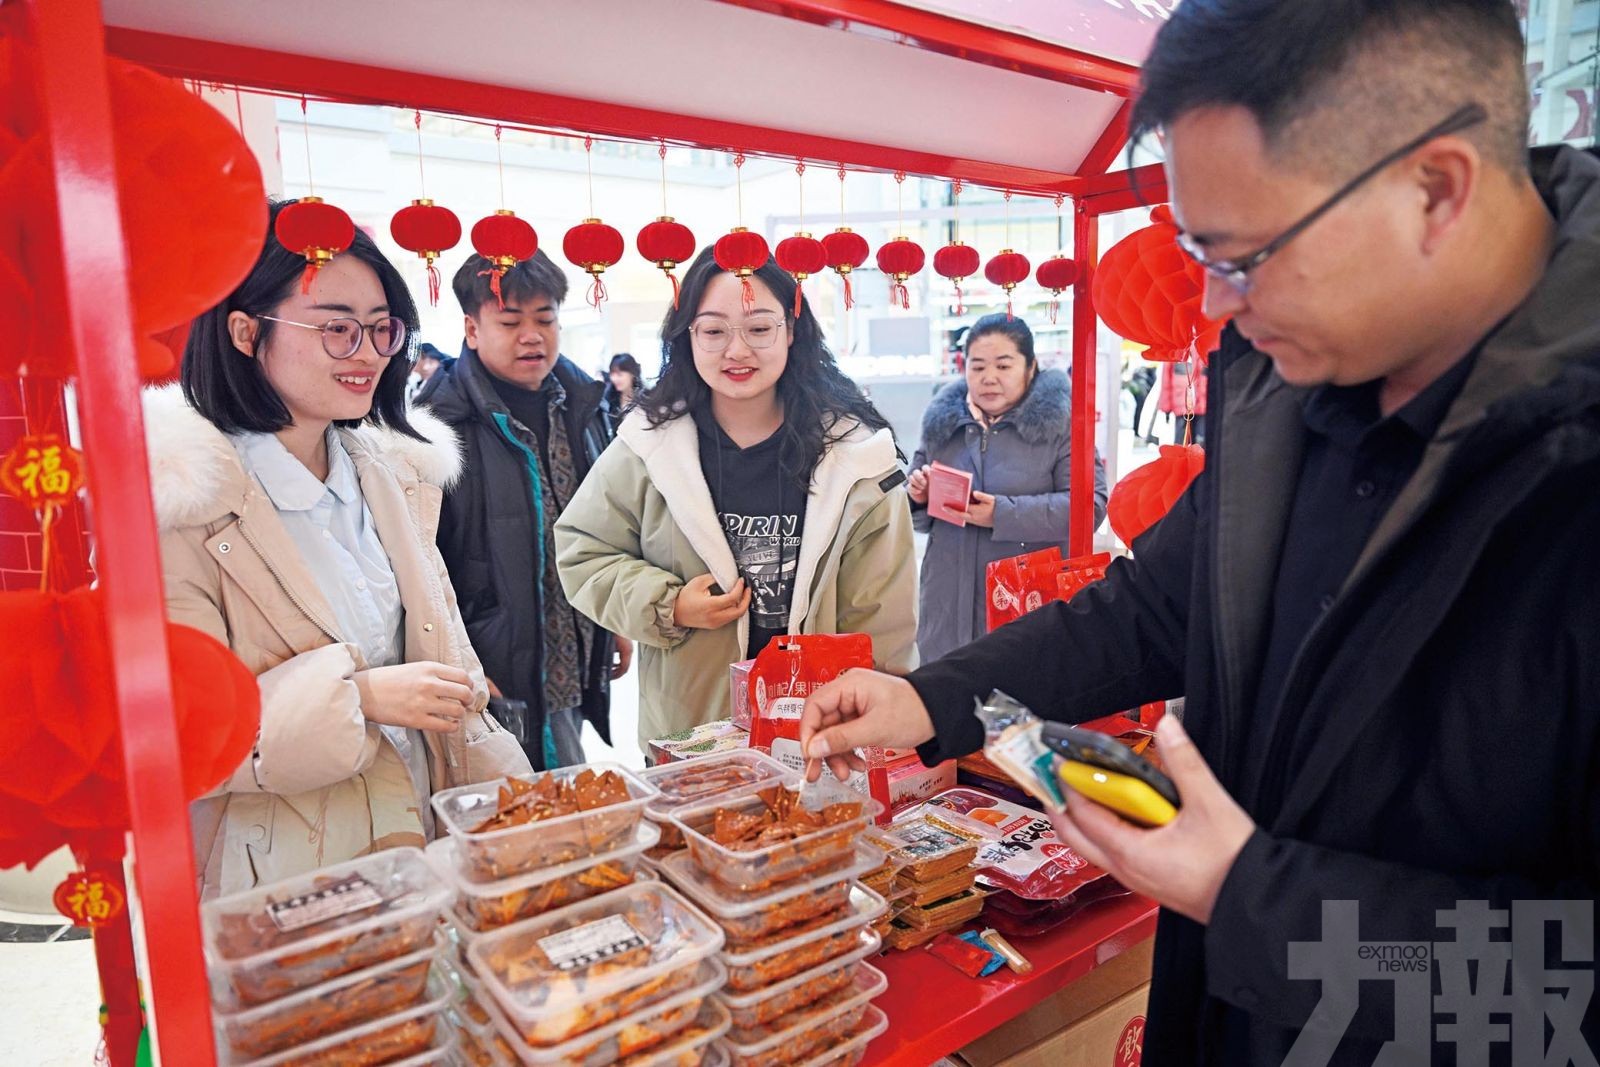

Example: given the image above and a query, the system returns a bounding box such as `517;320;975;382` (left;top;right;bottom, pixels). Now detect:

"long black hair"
182;198;425;440
639;247;893;485
603;352;643;412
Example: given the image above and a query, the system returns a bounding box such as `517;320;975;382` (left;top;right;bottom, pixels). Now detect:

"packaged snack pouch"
974;691;1066;814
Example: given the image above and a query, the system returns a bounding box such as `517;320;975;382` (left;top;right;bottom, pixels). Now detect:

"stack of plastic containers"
660;776;891;1067
638;752;796;869
200;847;456;1066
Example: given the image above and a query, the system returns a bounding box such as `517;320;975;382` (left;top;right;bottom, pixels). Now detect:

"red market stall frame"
13;1;1171;1063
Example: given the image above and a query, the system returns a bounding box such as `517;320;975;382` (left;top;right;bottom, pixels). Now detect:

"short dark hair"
1130;0;1529;175
452;249;569;317
965;313;1036;368
181;198;425;440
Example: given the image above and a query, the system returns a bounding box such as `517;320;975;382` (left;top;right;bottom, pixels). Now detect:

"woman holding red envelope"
908;314;1107;660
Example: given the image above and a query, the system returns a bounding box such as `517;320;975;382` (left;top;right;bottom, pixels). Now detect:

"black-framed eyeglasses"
256;314;409;359
1175;103;1488;296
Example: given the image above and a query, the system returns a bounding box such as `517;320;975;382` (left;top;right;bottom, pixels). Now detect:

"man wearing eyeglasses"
417;250;631;771
801;1;1600;1062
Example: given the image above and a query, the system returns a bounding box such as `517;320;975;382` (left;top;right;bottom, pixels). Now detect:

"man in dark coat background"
801;1;1600;1063
419;251;630;770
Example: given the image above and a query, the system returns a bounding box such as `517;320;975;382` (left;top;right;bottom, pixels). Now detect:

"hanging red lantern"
389;198;461;307
934;241;981;315
714;227;771;312
274;196;354;296
1107;444;1206;548
563;218;625;310
984;249;1031;321
821;228;870;310
876;236;925;310
1036;256;1079;324
1092;206;1227;363
637;216;696;309
471;209;538;311
775;232;827;317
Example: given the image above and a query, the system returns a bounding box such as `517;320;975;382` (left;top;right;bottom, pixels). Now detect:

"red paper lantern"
821;228;870;310
636;216;696;308
390;198;461;307
1107;444;1206;548
274;196;355;296
563;218;625;310
1091;206;1227;363
876;236;926;310
1036;256;1079;324
984;249;1031;321
934;241;981;315
54;870;125;927
775;232;827;316
713;227;771;312
471;209;539;310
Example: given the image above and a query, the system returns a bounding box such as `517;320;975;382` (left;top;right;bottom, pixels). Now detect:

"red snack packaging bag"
985;547;1062;632
1055;551;1112;602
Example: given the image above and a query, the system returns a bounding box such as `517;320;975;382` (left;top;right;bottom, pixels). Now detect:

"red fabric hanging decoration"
563;218;625;310
274;196;355;296
876;236;926;310
470;209;538;310
1036;256;1079;325
1091;206;1227;363
0;587;260;871
1107;444;1206;547
390;198;461;307
934;241;981;315
821;228;870;310
637;216;696;309
985;249;1031;321
775;233;827;316
713;227;771;312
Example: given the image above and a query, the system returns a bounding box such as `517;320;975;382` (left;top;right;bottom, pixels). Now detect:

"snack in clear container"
215;928;443;1060
613;1000;732;1067
715;928;880;1030
670;780;879;892
433;764;658;883
642;752;797;854
468;882;724;1048
232;965;454;1067
866;814;979;882
203;847;449;1007
788;1005;888;1067
719;886;886;992
718;965;887;1067
659;843;882;943
430;821;658;930
479;958;727;1067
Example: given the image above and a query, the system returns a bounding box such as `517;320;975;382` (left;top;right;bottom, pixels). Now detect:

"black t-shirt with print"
696;412;808;661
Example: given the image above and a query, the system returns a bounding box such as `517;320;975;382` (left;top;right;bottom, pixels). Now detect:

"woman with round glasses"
555;247;918;750
146;198;529;897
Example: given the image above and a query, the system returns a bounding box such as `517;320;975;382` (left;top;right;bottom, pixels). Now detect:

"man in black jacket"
419;251;630;770
802;2;1599;1063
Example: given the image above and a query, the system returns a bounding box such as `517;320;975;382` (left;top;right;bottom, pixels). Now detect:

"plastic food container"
203;847;449;1007
468;882;726;1047
717;965;887;1067
433;764;658;883
789;1005;888;1067
214;927;444;1060
669;779;880;892
446;871;662;973
232;965;455;1067
430;821;659;931
480;957;726;1067
641;753;797;853
714;927;880;1030
720;885;885;993
659;843;882;943
610;1000;732;1067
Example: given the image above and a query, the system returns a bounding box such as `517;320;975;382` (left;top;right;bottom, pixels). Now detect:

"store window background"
1522;0;1599;147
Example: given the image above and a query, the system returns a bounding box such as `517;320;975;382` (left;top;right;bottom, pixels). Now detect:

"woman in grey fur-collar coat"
909;314;1108;662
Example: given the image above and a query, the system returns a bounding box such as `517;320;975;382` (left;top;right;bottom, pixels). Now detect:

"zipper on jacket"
235;517;345;645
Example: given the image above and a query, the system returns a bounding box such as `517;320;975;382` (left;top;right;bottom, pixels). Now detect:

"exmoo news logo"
1284;900;1595;1065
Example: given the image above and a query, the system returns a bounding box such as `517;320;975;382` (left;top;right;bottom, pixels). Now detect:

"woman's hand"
354;661;473;733
673;575;750;631
966;491;996;528
907;465;932;506
612;636;635;679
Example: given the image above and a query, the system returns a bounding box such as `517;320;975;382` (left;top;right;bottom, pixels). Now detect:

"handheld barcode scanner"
1040;722;1181;827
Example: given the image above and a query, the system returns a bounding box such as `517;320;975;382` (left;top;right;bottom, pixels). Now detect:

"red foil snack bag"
747;634;873;753
915;788;1110;901
985;548;1061;632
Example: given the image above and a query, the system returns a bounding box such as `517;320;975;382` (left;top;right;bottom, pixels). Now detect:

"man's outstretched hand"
799;669;938;782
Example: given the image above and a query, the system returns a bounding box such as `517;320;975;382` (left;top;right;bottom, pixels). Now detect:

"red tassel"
668;272;681;310
843;275;854;310
793;281;804;318
478;267;506;310
1048;298;1060;325
1006;296;1014;322
740;276;755;313
954;283;965;317
588;276;608;310
299;261;319;295
891;282;909;309
426;263;441;307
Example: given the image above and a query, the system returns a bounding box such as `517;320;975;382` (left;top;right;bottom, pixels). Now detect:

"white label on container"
267;874;383;933
537;915;647;972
